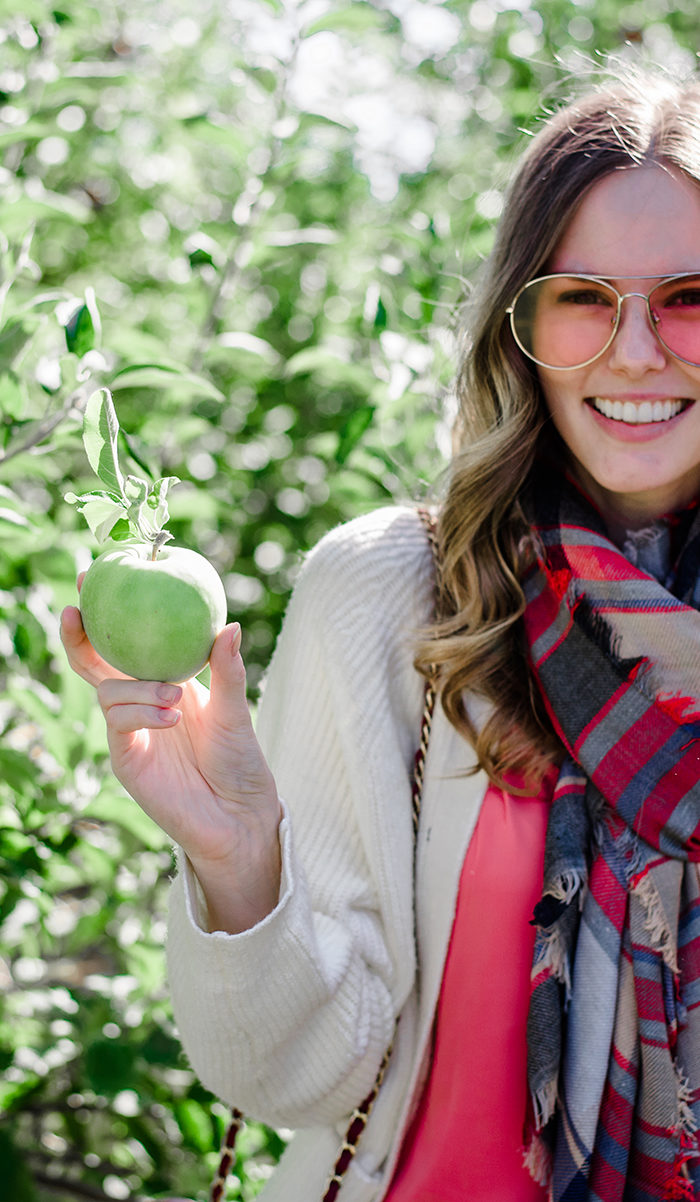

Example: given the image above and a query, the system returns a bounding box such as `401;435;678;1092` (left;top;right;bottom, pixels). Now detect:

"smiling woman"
62;63;700;1202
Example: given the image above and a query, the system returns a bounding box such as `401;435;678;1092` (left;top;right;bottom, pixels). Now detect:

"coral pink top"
385;773;555;1202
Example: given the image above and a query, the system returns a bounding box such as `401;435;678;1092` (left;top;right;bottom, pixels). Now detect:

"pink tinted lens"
512;277;617;368
652;276;700;365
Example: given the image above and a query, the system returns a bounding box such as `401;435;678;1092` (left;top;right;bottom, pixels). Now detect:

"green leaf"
0;121;48;150
1;192;91;237
305;2;389;36
84;1038;137;1096
82;388;125;495
0;372;25;420
374;297;388;331
0;506;29;528
335;405;376;464
0;1127;38;1202
124;475;148;504
110;363;224;401
0;750;40;797
146;475;179;532
0;322;35;372
67;493;129;542
64;302;95;356
63;286;101;356
140;1026;182;1065
109;517;134;540
174;1099;215;1153
87;792;168;850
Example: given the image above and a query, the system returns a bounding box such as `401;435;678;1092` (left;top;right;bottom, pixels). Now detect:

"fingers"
208;623;255;734
62;566;136;688
97;679;183;733
60;604;111;688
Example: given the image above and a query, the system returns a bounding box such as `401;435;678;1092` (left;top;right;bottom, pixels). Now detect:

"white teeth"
592;397;685;424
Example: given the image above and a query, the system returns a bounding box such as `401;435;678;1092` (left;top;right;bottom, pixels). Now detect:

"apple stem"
151;531;170;561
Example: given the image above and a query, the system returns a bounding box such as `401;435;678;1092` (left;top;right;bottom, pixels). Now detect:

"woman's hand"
60;591;282;933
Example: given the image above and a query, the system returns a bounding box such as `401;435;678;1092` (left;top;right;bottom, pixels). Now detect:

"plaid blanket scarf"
521;472;700;1201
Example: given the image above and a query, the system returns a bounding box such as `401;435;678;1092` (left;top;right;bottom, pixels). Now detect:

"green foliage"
1;1;699;1198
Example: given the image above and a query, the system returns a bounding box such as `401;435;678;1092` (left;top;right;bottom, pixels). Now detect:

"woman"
61;67;700;1200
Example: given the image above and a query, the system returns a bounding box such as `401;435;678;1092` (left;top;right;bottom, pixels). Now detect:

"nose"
606;293;666;375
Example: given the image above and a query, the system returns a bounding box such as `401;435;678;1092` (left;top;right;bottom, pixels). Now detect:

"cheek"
537;376;592;462
538;375;581;428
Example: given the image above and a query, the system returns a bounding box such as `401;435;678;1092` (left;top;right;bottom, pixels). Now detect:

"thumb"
207;622;254;733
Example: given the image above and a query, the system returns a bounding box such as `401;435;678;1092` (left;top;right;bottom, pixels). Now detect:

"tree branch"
0;382;92;468
189;33;302;373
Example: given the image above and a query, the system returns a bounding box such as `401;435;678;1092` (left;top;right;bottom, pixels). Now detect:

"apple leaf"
82;389;125;496
124;475;148;504
69;387;181;547
64;287;101;357
65;492;130;542
146;475;179;531
65;302;95;356
108;517;133;541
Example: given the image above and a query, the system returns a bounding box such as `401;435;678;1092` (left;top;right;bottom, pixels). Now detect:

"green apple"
80;542;228;682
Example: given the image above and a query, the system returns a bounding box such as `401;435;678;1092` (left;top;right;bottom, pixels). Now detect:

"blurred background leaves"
1;0;699;1198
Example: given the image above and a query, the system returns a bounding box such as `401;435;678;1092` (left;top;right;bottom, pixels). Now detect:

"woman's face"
537;164;700;533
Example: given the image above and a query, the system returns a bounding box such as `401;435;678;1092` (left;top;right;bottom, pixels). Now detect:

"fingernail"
157;684;181;703
157;708;179;724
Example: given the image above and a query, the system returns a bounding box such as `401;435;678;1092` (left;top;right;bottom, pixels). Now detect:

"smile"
590;397;688;424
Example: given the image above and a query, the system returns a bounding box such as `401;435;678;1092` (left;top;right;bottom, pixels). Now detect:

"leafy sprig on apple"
65;388;179;557
65;389;228;683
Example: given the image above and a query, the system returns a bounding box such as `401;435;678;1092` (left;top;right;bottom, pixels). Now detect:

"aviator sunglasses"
506;272;700;370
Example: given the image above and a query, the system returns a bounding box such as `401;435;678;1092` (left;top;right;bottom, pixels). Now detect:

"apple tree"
1;0;699;1198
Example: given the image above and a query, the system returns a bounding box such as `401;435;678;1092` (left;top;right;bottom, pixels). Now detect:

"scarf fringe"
531;1078;559;1131
548;869;585;906
522;1130;553;1189
535;869;586;1002
663;1176;694;1201
674;1068;698;1139
537;925;572;1001
633;869;679;973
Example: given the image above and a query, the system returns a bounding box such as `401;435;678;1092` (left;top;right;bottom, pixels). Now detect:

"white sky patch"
399;3;461;57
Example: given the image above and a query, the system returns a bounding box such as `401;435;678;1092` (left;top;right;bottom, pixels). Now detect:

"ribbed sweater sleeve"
166;506;434;1129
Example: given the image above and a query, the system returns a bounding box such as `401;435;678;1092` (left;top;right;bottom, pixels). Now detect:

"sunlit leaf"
335;405;376;464
82;388;125;495
174;1099;215;1153
64;302;95;355
66;491;129;542
0;121;49;149
64;288;101;356
87;793;168;850
0;323;36;372
110;364;224;401
0;372;25;419
305;1;390;35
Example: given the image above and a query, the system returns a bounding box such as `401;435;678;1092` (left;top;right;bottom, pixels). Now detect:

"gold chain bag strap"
210;507;439;1202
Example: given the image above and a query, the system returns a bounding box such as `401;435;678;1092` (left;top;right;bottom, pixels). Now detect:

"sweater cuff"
174;801;293;936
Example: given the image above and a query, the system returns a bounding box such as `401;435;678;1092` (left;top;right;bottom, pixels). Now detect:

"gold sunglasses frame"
505;272;700;370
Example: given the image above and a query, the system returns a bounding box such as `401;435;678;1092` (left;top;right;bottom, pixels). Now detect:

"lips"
590;397;688;424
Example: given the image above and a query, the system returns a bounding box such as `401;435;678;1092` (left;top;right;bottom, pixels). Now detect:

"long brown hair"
415;65;700;784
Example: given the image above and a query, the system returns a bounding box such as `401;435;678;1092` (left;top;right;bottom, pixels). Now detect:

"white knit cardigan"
167;506;490;1202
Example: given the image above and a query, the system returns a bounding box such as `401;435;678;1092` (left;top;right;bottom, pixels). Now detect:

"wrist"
187;806;283;934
